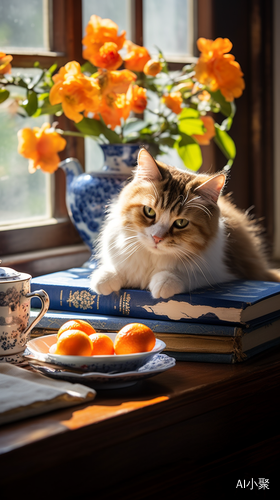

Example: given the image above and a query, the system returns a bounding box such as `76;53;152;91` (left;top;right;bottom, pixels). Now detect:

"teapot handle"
23;290;50;337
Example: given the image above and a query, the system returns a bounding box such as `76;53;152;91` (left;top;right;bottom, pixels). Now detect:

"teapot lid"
0;266;21;281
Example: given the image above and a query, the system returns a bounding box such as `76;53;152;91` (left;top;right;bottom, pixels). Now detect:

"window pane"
0;69;52;228
0;0;48;50
82;0;132;172
143;0;193;58
82;0;131;40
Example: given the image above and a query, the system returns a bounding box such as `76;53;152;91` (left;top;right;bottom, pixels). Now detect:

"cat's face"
117;149;225;259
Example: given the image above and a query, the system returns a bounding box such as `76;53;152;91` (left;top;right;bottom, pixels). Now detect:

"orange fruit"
57;320;96;339
55;329;93;356
114;323;156;355
89;333;115;355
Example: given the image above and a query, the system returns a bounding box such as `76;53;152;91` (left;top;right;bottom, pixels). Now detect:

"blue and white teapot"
59;143;140;259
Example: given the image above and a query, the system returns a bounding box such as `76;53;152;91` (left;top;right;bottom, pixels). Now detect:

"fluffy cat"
90;148;280;298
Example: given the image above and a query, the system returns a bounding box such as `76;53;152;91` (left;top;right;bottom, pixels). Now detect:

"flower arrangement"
0;15;245;174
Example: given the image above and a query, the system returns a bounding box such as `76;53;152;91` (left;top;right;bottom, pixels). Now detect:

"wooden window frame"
2;0;209;275
3;0;273;272
1;0;87;273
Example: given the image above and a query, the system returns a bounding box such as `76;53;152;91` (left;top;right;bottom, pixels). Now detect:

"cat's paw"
90;267;122;295
149;272;184;299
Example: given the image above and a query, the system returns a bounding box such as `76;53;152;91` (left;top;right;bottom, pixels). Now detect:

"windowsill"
1;244;91;277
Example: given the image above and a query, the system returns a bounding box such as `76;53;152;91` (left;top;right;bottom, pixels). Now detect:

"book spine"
30;308;238;336
30;282;242;325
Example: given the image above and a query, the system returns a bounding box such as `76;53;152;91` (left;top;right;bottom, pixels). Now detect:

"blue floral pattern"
59;144;140;254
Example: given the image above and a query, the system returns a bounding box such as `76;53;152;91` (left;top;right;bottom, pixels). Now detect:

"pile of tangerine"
50;320;156;356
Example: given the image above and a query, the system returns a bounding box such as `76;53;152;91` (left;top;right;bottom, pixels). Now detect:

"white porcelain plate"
28;353;176;389
23;333;166;373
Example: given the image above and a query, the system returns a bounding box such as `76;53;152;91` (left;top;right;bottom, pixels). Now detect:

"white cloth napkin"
0;364;96;425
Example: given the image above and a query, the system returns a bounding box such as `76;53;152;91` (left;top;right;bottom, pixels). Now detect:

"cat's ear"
134;148;162;181
194;173;226;203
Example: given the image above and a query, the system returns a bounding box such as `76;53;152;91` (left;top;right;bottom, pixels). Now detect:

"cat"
90;148;280;298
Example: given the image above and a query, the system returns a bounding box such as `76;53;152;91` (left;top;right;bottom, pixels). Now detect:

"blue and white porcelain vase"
59;143;140;263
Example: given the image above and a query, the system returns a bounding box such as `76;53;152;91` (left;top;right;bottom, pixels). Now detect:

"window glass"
0;69;52;228
0;0;48;50
143;0;193;58
82;0;131;40
82;0;132;172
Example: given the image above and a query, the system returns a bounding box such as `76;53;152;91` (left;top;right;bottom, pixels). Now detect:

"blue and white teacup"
0;266;49;356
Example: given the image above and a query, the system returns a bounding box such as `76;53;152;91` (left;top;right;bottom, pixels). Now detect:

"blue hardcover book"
30;308;280;364
31;267;280;326
29;308;242;335
165;337;280;363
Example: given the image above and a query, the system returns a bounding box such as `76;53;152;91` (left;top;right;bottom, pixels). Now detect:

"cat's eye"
143;206;156;218
173;218;189;229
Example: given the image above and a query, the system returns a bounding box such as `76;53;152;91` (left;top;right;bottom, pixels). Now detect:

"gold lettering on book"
67;290;96;310
60;290;63;306
122;292;131;315
118;294;123;313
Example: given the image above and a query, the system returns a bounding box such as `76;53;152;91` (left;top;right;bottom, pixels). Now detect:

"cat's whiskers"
173;249;198;287
186;196;212;218
180;191;190;207
189;203;212;218
114;242;144;267
175;247;214;287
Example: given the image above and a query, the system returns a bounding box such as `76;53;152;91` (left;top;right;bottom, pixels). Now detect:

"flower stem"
57;129;86;138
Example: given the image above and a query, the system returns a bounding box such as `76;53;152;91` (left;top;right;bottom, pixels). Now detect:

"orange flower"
52;61;81;86
0;52;13;74
162;91;183;114
82;15;125;69
143;59;162;77
87;42;123;70
93;93;131;129
126;84;147;113
193;116;215;145
194;37;245;102
49;61;100;122
83;15;126;49
123;41;151;72
17;123;66;173
96;68;137;95
198;90;211;101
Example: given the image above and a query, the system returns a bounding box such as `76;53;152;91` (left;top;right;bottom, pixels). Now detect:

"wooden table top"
1;347;280;498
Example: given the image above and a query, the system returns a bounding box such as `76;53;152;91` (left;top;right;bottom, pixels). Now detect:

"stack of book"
30;267;280;364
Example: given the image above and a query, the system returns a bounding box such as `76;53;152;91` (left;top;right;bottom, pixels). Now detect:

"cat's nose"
152;235;164;244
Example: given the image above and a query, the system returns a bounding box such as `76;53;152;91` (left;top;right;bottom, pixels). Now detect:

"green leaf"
75;117;103;136
0;88;10;103
179;107;200;119
47;63;58;75
178;117;205;136
34;103;62;117
75;117;122;143
81;61;97;74
174;133;203;171
123;118;147;136
28;70;44;90
214;124;236;163
21;90;38;116
210;90;236;119
14;77;28;89
157;136;176;148
178;108;205;136
99;121;122;143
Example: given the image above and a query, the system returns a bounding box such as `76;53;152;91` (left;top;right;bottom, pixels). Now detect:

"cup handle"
23;289;50;337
